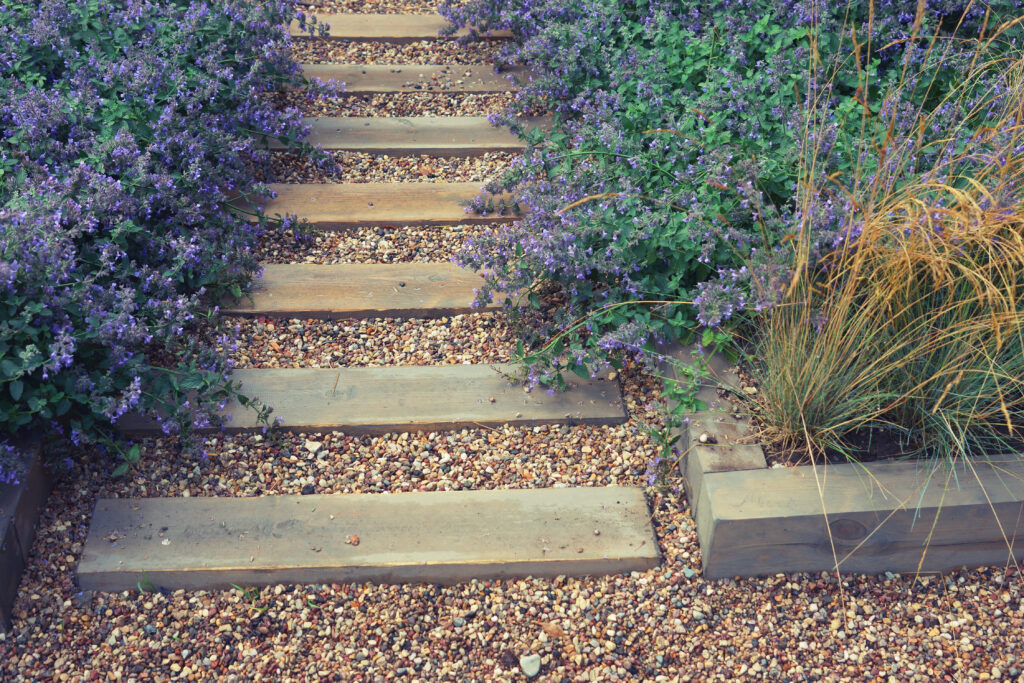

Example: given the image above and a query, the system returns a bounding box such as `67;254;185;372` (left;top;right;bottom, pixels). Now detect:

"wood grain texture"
118;366;625;434
289;13;512;42
0;441;51;632
301;64;529;94
252;182;516;229
220;263;498;319
700;456;1024;578
268;116;550;154
78;487;659;591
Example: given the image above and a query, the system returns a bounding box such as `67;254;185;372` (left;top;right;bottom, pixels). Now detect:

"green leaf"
570;363;590;379
112;462;129;477
9;380;23;401
178;374;205;390
1;359;19;378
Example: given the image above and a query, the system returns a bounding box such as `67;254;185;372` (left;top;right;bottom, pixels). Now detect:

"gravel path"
292;38;502;65
261;151;514;183
298;0;443;14
275;90;517;117
2;368;1022;680
256;224;485;263
224;314;512;368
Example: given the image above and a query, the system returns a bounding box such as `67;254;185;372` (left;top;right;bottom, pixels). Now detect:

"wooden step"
78;487;660;591
301;64;527;94
251;182;516;229
289;13;512;42
270;116;550;154
119;366;625;434
221;263;498;319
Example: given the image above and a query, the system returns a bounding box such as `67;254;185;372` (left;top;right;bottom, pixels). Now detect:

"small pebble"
519;653;542;678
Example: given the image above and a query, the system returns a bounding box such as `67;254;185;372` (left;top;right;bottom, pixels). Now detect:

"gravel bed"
273;90;516;117
291;38;502;65
224;314;511;368
298;0;442;14
260;151;514;183
256;224;485;264
3;367;1023;680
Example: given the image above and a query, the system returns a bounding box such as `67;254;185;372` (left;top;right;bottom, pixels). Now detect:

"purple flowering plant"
440;0;1022;397
0;0;327;478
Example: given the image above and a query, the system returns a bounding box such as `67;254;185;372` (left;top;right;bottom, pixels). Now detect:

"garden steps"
118;366;625;434
289;13;512;43
252;182;516;229
78;12;655;597
220;263;498;319
269;116;550;154
78;487;658;591
301;64;528;94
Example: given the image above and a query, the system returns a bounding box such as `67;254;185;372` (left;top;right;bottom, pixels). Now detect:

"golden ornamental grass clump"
750;53;1024;464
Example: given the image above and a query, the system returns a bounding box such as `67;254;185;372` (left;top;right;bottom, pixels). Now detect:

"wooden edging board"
78;487;659;591
220;263;499;319
0;440;51;632
245;182;518;229
118;365;626;435
299;64;527;95
268;116;547;154
660;344;1024;579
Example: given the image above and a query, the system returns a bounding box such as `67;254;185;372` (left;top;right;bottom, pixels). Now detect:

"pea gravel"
224;314;512;368
256;224;486;264
261;151;515;183
291;38;502;65
298;0;444;14
275;90;518;117
3;369;1023;680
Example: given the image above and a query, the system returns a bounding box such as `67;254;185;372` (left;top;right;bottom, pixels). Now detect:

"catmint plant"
441;0;1022;385
0;0;327;478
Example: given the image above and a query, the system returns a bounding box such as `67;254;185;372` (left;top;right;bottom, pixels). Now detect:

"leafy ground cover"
442;0;1024;461
0;0;320;480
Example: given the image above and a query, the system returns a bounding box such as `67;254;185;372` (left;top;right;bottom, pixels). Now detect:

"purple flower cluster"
0;441;27;486
442;0;1022;382
0;0;318;477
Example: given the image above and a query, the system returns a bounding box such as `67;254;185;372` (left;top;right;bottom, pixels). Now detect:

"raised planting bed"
0;440;52;632
662;346;1024;579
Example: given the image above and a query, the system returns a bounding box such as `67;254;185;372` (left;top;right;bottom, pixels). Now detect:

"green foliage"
460;0;1023;395
0;0;308;474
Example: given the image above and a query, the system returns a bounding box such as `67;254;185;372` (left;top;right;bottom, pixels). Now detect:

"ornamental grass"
749;49;1024;463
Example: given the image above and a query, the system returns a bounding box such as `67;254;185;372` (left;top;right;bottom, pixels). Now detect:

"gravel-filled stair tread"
289;13;512;42
301;63;528;93
280;91;517;117
118;366;626;433
78;487;658;591
221;263;498;319
251;182;516;228
270;116;549;153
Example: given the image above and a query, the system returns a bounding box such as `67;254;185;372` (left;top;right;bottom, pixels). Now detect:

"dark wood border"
0;441;51;632
662;345;1024;579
